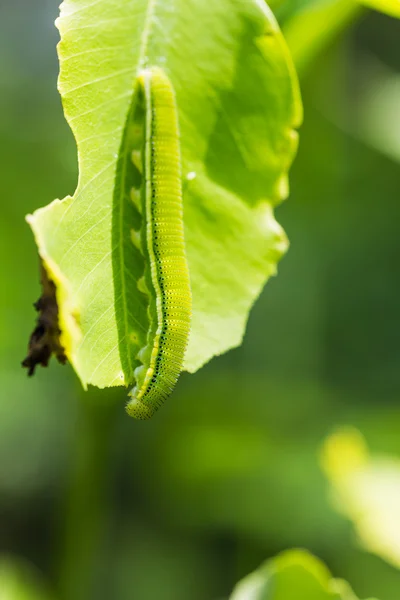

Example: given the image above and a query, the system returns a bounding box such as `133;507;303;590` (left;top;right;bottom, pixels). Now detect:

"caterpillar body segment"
126;67;192;420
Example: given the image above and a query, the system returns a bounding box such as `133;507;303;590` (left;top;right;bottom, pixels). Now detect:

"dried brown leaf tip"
22;261;67;376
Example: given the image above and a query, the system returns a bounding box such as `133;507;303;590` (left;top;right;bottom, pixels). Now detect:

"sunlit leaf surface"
27;0;301;392
0;558;53;600
229;549;374;600
359;0;400;17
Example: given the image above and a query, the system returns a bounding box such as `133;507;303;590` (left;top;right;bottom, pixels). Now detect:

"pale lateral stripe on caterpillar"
126;67;192;420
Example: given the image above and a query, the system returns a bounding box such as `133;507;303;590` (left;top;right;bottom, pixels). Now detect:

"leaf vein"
89;335;126;382
63;45;130;61
63;68;133;96
75;247;114;294
69;92;131;123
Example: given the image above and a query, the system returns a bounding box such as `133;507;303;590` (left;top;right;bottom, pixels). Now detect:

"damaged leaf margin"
25;215;82;381
26;0;302;392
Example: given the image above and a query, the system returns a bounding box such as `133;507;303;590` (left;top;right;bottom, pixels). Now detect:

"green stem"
56;393;120;600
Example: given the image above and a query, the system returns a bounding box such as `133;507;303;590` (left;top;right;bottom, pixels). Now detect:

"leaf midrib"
116;0;157;384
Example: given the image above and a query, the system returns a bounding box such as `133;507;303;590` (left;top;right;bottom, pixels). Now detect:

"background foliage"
1;0;400;599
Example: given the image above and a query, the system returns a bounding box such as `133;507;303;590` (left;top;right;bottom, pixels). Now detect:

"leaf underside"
28;0;301;391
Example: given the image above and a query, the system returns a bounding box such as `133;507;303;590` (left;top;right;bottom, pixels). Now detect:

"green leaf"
322;428;400;570
27;0;301;392
280;1;361;74
357;65;400;162
0;557;53;600
358;0;400;17
320;56;400;163
275;0;400;76
274;0;400;24
229;549;374;600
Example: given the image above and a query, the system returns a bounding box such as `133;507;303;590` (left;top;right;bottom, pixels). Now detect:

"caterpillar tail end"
126;390;156;420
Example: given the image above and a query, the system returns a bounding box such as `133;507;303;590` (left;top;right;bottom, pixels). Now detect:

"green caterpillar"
126;67;192;420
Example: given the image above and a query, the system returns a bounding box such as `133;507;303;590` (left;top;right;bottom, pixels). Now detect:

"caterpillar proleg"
126;67;192;420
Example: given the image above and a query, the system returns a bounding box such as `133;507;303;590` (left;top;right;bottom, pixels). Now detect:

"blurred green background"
1;1;400;599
